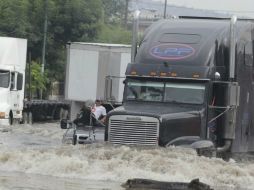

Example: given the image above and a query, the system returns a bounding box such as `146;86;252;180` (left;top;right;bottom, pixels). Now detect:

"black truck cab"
105;17;254;154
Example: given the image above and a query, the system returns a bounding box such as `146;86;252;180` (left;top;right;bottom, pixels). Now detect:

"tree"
99;0;132;44
0;0;31;37
0;0;132;98
101;0;126;24
0;0;103;82
97;24;131;44
28;61;49;98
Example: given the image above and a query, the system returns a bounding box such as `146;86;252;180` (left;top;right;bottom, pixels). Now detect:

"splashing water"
0;123;253;190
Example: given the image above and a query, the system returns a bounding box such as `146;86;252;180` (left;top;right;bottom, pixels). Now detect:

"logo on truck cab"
150;44;195;60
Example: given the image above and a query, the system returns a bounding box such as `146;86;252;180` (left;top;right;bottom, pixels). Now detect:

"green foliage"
0;0;30;37
0;0;103;75
0;0;131;95
50;0;102;43
101;0;126;24
28;61;49;96
97;24;131;44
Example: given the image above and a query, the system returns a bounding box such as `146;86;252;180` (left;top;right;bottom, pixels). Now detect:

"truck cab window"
244;42;253;66
126;81;164;102
17;73;23;90
0;70;10;88
10;72;16;90
165;83;205;104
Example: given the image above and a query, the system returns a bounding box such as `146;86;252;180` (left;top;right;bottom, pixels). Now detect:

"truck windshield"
126;80;205;104
0;70;10;88
165;83;205;104
126;81;164;102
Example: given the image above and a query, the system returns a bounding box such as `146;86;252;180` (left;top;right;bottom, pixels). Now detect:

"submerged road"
0;122;253;190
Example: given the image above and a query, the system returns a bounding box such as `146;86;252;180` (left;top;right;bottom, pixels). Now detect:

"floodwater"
0;123;254;190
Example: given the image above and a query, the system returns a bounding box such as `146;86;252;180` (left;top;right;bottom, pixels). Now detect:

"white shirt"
92;105;106;120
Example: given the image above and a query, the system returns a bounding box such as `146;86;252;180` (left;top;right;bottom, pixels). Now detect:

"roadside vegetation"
0;0;131;97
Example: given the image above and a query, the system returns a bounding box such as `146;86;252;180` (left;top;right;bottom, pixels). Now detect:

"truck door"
234;41;253;152
239;41;253;152
16;72;24;112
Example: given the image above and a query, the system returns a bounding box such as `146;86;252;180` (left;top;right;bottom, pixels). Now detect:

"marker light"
171;72;177;77
193;74;200;78
160;72;167;76
130;71;137;75
150;71;157;76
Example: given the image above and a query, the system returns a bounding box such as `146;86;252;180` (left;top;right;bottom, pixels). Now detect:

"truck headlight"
0;112;5;118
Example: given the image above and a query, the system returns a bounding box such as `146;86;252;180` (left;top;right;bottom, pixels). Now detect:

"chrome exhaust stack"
229;15;237;80
131;10;140;63
216;15;238;153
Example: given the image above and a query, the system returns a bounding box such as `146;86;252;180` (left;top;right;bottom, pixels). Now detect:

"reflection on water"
0;123;253;190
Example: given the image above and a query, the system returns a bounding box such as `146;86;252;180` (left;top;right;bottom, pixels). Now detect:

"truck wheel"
72;134;77;145
196;147;216;158
9;112;13;125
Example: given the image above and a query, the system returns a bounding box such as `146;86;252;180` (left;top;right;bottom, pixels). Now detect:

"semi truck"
0;36;69;125
0;37;27;125
105;16;254;154
65;43;131;120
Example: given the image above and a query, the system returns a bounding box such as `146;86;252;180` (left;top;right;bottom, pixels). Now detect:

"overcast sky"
153;0;254;17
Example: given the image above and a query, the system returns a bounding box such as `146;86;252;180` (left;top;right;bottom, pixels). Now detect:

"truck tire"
196;147;216;158
72;134;77;145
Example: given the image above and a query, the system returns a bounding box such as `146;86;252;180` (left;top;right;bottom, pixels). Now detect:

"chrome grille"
109;115;159;146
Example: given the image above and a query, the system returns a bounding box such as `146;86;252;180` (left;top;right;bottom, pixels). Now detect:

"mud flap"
122;178;213;190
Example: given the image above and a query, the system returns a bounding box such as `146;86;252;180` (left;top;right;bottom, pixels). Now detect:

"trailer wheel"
9;112;13;125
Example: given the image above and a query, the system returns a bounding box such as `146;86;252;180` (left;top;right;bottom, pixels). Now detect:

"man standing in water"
91;99;107;127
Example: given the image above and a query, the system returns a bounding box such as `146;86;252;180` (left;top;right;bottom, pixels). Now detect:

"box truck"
0;37;70;125
65;43;131;120
0;37;27;125
105;16;254;155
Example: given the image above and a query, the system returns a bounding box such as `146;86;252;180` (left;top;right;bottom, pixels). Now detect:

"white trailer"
0;37;27;125
65;43;131;120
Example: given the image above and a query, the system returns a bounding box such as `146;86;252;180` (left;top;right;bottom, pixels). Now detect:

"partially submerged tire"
191;140;216;158
196;147;217;158
72;134;77;145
